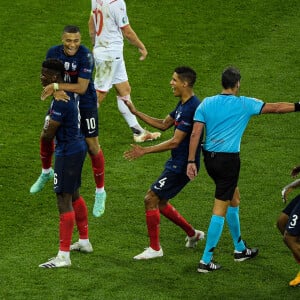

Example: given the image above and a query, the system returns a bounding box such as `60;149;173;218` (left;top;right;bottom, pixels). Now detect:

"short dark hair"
174;66;197;87
63;25;80;34
42;58;65;79
221;66;241;89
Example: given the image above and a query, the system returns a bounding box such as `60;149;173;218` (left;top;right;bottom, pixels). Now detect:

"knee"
97;91;107;105
144;191;158;210
86;139;100;155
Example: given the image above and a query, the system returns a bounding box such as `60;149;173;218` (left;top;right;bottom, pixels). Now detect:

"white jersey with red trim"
91;0;129;53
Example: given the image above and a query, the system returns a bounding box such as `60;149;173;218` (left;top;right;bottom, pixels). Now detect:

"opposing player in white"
89;0;161;142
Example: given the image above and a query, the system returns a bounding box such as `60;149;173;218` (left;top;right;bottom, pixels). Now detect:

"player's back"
199;94;263;152
92;0;128;52
50;93;86;156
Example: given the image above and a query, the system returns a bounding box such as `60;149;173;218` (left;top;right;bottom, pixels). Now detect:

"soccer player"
187;66;300;272
123;67;205;260
30;25;106;218
38;59;92;268
278;165;300;287
89;0;161;143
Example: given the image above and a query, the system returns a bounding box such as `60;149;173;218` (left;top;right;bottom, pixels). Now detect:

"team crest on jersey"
175;110;182;120
64;62;70;70
71;62;77;71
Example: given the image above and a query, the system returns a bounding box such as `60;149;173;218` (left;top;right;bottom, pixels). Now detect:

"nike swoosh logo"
88;130;96;134
153;185;161;190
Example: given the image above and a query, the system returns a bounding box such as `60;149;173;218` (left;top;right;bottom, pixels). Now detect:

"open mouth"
64;47;77;56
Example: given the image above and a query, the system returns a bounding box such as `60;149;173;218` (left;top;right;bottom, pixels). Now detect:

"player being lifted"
30;25;106;218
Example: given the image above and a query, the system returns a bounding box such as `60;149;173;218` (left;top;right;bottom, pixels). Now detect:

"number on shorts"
85;117;96;130
290;214;299;227
157;177;167;188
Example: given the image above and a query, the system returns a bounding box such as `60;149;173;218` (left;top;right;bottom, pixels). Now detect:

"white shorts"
93;51;128;92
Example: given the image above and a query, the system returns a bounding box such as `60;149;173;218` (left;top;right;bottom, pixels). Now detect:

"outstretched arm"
186;122;204;180
124;129;187;160
261;102;297;114
122;98;174;131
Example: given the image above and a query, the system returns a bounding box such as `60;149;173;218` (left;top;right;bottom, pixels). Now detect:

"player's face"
40;68;54;87
62;32;81;56
170;72;184;97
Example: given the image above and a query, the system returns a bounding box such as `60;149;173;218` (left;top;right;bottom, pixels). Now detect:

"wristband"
53;83;59;91
187;160;196;164
295;102;300;112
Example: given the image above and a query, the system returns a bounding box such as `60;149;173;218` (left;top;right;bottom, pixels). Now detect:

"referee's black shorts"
203;150;240;201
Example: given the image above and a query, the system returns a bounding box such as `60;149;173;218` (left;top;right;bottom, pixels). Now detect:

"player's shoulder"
78;45;92;55
191;95;201;105
76;45;93;61
187;95;201;110
53;94;76;110
47;45;62;54
239;95;263;103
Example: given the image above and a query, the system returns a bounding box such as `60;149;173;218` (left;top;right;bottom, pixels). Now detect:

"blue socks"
226;206;245;252
201;215;225;264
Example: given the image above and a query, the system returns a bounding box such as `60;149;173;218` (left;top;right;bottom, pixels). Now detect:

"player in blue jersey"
278;165;300;287
30;25;106;219
37;59;93;268
187;66;300;272
123;67;205;260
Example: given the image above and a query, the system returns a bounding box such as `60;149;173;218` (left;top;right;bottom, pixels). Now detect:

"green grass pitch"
0;0;300;299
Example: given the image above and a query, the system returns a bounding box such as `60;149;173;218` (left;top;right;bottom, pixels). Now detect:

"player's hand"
139;47;148;61
41;83;55;100
281;186;293;203
291;165;300;178
121;98;137;114
186;163;198;180
281;188;287;203
53;90;70;102
124;144;144;160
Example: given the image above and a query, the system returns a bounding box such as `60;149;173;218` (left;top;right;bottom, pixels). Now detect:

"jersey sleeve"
193;101;206;123
50;100;69;123
111;0;129;28
242;96;264;115
176;104;197;133
78;47;94;80
45;46;56;59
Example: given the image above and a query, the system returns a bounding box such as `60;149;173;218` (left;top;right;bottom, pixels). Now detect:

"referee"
187;66;299;273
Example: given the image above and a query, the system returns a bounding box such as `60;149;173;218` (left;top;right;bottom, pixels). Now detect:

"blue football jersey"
48;92;87;156
46;45;97;109
166;95;201;173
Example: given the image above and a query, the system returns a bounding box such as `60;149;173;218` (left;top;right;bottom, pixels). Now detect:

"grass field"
1;0;300;299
